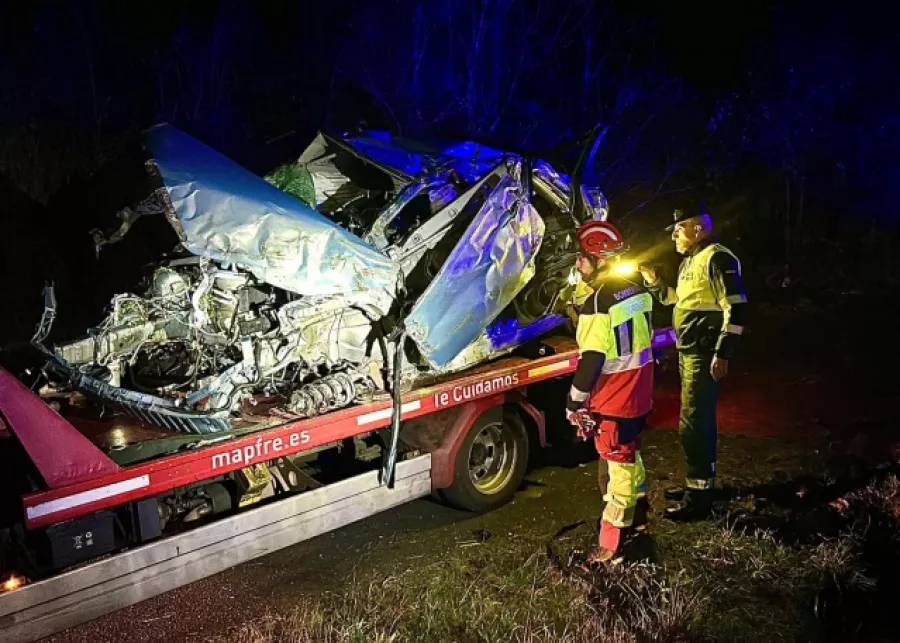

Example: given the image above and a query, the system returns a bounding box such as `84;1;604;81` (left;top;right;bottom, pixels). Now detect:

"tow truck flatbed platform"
0;328;676;642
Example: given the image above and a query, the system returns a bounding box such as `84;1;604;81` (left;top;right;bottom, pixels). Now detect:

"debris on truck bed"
36;124;609;434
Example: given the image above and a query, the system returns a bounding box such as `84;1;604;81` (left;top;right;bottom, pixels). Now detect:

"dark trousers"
677;352;719;489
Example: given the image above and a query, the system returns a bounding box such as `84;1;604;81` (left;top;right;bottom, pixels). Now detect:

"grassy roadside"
225;429;900;643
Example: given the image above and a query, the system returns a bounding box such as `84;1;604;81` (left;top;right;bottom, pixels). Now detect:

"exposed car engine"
46;257;386;421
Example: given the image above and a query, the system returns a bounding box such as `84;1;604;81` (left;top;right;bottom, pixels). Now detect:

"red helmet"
576;221;625;259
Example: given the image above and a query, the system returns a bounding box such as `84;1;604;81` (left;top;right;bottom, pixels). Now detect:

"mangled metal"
144;124;402;317
405;162;546;368
39;123;609;434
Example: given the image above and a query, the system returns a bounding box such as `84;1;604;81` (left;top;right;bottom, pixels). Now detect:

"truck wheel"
441;408;529;513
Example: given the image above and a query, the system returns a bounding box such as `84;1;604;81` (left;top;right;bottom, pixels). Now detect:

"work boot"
664;486;685;501
632;497;651;533
581;519;623;567
664;489;713;522
587;545;623;564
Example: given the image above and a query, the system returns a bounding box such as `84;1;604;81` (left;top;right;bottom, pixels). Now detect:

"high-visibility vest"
675;243;741;313
576;283;654;372
574;277;655;418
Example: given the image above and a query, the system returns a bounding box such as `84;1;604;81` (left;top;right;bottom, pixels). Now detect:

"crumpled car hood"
145;123;402;317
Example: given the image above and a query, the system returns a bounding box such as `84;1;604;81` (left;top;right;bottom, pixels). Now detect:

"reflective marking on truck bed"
25;475;151;520
527;360;573;378
356;401;422;426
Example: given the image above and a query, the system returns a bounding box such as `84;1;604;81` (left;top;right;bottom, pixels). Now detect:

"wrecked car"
35;123;609;434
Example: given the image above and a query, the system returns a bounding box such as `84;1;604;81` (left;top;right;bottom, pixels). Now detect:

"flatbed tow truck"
0;328;675;642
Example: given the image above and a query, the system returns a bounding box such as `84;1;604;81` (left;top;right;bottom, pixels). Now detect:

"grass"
228;440;900;643
236;526;879;643
238;554;702;643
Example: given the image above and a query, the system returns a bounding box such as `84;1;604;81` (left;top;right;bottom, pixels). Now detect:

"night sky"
1;0;898;345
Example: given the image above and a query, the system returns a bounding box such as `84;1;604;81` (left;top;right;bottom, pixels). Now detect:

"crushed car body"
37;123;609;434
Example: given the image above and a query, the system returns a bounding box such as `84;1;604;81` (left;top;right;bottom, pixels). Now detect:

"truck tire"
441;408;529;513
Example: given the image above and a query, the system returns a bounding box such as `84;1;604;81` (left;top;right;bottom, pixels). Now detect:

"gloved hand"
638;264;658;286
566;408;597;441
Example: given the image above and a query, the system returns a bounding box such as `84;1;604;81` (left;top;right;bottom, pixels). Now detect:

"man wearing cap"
565;220;655;563
639;208;749;521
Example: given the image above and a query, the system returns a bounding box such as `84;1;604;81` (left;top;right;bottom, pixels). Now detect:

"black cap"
666;205;708;232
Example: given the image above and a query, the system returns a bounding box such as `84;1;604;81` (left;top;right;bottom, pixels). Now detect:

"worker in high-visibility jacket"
565;221;654;564
640;207;748;521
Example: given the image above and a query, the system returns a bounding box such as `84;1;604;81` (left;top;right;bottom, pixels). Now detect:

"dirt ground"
43;296;900;643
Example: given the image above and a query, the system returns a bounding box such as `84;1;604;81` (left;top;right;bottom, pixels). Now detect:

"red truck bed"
2;328;677;530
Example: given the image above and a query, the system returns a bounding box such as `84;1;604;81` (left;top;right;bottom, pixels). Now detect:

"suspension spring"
288;372;358;417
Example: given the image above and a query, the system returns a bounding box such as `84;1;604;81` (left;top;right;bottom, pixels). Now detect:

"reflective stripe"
569;385;590;402
675;302;721;312
26;475;151;520
685;477;714;490
726;294;748;304
357;401;421;425
617;321;631;355
601;347;653;374
528;360;573;378
726;324;744;335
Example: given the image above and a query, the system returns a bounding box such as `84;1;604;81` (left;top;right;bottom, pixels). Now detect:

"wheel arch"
399;391;545;493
